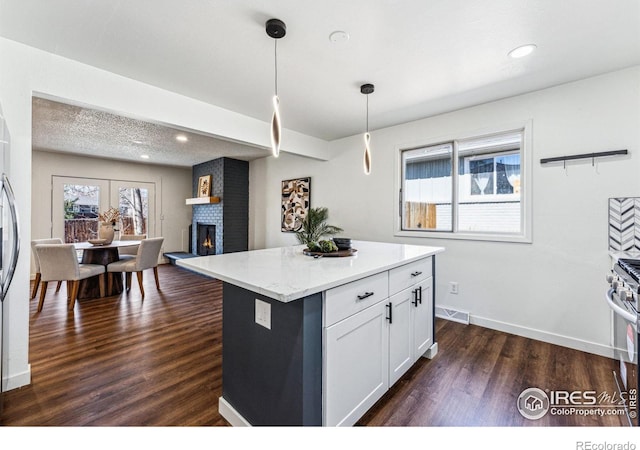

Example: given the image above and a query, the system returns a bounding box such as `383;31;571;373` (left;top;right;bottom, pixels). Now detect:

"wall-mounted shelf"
186;196;221;205
540;149;628;165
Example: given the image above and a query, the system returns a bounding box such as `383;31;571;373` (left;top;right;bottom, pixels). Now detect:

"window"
53;176;155;243
399;128;528;240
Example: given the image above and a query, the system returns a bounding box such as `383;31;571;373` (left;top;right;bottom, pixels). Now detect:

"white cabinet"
324;300;389;427
412;278;433;359
389;257;432;295
325;271;389;327
324;257;435;427
388;277;433;385
388;288;414;386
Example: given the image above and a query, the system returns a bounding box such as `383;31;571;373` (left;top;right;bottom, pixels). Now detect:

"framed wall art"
281;177;311;232
198;175;212;198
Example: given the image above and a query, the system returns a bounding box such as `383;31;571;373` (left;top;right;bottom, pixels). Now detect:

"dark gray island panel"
222;282;323;425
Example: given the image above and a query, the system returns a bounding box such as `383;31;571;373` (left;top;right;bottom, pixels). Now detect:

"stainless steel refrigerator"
0;102;20;398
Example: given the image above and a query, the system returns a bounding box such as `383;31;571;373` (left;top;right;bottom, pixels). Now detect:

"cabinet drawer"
389;257;432;296
325;272;389;326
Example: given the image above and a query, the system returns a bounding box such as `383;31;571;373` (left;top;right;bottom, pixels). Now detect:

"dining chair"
118;234;147;260
31;238;63;299
106;237;164;298
34;244;106;312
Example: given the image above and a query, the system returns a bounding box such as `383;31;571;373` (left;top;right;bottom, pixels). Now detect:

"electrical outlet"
449;282;459;295
255;299;271;329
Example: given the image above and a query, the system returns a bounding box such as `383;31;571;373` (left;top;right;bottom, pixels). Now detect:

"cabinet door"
388;289;414;386
412;277;433;360
324;301;389;427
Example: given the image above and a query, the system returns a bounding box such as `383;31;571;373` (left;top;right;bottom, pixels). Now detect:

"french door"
52;176;155;243
110;181;155;237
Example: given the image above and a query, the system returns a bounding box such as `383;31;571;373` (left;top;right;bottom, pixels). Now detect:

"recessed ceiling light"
508;44;537;59
175;134;188;142
132;139;144;145
140;154;150;159
329;31;349;44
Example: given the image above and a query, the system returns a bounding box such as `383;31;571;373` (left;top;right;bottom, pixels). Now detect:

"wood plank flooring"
0;264;625;427
358;319;626;426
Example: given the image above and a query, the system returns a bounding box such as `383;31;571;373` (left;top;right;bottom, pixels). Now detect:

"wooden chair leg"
31;272;41;299
37;281;49;312
125;272;132;292
136;271;145;298
55;281;62;293
153;266;160;290
107;272;113;295
98;273;105;298
69;280;79;311
66;280;73;302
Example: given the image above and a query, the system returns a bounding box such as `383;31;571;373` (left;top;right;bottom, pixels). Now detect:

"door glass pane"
118;187;148;236
63;183;100;243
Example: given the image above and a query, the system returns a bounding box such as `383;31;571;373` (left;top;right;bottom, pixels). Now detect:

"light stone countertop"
609;250;640;264
177;240;444;302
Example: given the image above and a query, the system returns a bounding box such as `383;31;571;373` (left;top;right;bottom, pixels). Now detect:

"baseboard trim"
219;396;251;426
3;364;31;392
469;315;615;359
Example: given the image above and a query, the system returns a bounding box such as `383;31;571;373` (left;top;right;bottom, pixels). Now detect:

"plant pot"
98;222;115;244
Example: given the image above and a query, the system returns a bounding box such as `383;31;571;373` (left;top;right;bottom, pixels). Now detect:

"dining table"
73;240;141;299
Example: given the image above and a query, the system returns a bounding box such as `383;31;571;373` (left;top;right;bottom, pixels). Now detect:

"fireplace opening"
196;223;216;256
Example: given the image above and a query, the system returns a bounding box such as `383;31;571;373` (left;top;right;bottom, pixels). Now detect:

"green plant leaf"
295;207;343;246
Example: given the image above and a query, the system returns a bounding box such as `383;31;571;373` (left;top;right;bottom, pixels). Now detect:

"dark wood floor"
0;264;625;427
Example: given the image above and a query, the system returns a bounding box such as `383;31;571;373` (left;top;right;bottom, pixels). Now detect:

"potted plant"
295;207;343;250
97;207;121;244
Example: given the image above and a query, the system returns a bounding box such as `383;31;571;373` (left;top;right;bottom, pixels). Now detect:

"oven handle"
605;288;636;323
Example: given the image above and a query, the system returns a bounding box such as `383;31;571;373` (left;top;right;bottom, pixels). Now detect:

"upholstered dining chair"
106;237;164;298
31;238;63;299
118;234;147;260
34;244;106;312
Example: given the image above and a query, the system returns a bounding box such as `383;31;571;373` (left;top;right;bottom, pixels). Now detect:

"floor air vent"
435;306;470;325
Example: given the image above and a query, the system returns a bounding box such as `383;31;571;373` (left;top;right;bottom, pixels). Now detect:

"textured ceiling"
32;97;269;166
3;0;639;166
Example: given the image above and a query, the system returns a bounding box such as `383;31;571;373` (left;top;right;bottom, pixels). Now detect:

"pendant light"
360;83;374;174
266;18;286;158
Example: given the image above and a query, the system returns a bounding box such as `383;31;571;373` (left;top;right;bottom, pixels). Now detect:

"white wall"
0;35;327;391
31;150;192;273
250;66;640;357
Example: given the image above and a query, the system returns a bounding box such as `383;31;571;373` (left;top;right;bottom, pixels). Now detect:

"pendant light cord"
274;39;278;96
366;94;369;133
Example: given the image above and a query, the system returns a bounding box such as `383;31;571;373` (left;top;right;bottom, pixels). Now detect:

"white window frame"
394;121;532;243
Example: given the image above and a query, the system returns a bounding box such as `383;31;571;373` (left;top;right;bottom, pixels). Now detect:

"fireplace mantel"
186;196;221;205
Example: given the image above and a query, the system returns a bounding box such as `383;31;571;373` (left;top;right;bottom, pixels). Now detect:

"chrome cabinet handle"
411;271;422;277
357;292;374;300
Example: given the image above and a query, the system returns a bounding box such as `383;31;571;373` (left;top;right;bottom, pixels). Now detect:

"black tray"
303;248;357;257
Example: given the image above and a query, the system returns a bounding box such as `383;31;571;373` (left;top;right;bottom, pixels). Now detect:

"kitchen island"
177;240;444;426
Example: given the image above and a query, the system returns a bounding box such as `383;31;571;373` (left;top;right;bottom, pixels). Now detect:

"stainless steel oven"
606;257;639;426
